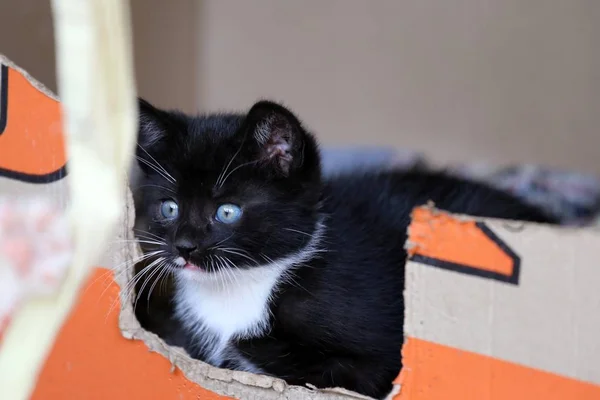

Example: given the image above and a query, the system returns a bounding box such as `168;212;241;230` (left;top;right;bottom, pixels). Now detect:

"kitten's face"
134;99;322;283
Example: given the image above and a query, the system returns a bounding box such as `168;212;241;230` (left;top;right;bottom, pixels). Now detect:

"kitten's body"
133;99;555;399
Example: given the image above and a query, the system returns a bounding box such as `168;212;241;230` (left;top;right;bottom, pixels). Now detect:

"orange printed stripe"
395;337;600;400
0;65;67;181
408;207;519;283
31;268;229;400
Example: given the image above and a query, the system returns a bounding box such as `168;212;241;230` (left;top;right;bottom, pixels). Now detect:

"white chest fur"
175;265;283;368
173;219;325;370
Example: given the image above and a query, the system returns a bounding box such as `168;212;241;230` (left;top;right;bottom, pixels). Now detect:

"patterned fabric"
450;163;600;225
0;198;72;340
322;147;600;226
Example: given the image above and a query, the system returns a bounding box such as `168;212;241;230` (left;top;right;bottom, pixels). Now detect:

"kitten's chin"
177;266;213;283
171;256;207;281
175;260;232;285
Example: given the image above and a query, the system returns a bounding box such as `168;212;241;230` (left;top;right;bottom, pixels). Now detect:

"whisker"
214;256;229;295
136;156;175;184
90;250;164;301
260;253;275;264
134;258;166;314
216;135;247;187
112;250;163;271
159;263;173;294
130;184;176;194
282;228;314;237
217;246;253;256
208;256;223;292
283;272;315;297
122;256;164;301
218;256;235;289
219;160;259;188
145;261;169;301
120;267;156;310
218;257;233;298
207;233;235;250
133;229;165;242
218;256;241;288
137;144;176;183
217;248;259;266
146;262;172;313
114;239;166;246
105;260;157;321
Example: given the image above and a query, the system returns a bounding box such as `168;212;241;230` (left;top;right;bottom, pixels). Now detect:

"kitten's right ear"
243;100;318;177
137;97;168;150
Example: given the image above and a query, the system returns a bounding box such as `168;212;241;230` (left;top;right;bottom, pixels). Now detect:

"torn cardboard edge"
113;184;388;400
405;201;538;254
0;54;59;101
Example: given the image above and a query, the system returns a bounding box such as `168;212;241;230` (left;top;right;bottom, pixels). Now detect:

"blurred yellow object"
0;0;136;398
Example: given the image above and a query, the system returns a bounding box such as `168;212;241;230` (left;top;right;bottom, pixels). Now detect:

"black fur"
133;98;556;399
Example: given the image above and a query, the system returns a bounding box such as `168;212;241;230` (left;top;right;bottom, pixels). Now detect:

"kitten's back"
323;169;555;226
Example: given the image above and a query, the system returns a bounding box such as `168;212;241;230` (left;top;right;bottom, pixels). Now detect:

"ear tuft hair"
245;101;308;176
137;98;167;149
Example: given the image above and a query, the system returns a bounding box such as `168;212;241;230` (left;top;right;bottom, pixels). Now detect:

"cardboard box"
1;58;600;400
402;207;600;400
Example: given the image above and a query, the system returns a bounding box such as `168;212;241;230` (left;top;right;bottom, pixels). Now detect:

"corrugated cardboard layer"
405;207;600;384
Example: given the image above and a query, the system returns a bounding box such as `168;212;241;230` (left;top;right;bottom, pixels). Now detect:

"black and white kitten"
132;98;555;399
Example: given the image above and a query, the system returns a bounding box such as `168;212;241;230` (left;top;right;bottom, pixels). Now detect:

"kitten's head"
134;98;322;283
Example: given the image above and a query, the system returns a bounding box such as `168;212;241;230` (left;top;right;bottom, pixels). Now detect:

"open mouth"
184;262;203;271
174;256;207;272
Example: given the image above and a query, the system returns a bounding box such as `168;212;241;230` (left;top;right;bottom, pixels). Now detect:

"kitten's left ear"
137;97;168;150
245;101;314;176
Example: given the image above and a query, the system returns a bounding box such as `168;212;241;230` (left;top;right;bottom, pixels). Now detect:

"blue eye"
215;203;242;224
160;199;179;219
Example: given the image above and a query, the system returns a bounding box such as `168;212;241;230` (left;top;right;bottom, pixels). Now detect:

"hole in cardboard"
117;182;401;400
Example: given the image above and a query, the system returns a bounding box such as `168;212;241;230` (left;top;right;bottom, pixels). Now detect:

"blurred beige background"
1;0;598;174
